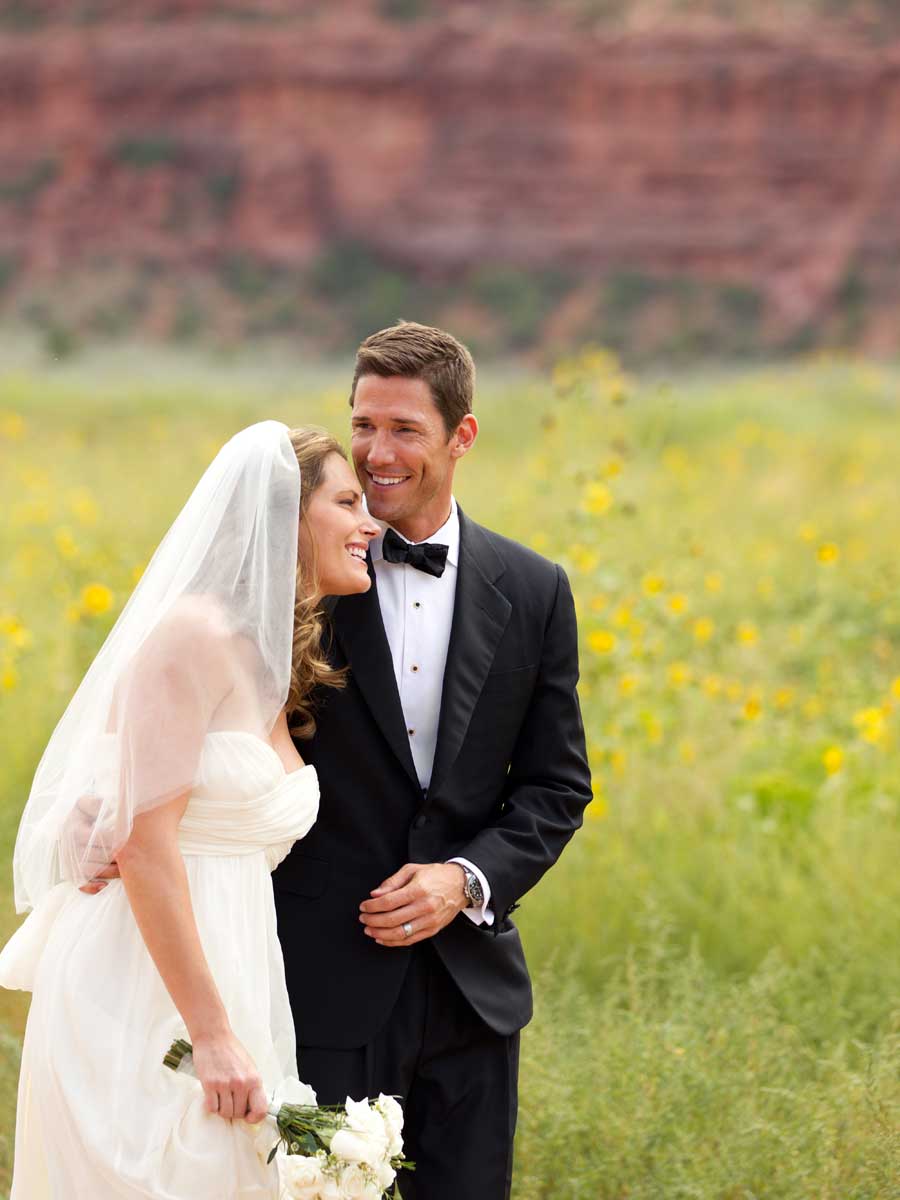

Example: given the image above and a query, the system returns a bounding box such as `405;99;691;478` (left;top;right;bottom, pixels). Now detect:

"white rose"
345;1098;389;1149
375;1158;397;1191
375;1094;404;1158
273;1075;318;1108
330;1128;381;1168
279;1152;325;1199
318;1171;345;1200
338;1162;381;1200
330;1097;388;1166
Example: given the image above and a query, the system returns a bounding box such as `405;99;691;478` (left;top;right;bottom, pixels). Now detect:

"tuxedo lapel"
331;565;420;792
430;513;511;797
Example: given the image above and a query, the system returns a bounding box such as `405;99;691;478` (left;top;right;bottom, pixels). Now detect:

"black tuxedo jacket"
273;509;591;1048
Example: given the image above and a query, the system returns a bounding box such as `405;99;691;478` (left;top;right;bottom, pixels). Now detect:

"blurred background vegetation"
1;345;899;1196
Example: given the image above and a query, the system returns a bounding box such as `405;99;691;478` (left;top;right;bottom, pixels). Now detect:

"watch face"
465;873;484;905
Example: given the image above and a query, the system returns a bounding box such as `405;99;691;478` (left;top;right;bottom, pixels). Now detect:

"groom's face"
351;374;469;539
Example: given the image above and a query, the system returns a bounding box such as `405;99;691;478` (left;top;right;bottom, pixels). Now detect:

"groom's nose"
366;430;396;465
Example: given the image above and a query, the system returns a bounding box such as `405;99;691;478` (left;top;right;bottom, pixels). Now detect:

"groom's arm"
450;563;592;931
359;562;591;947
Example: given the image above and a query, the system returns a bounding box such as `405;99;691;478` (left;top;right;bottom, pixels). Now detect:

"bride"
0;421;377;1198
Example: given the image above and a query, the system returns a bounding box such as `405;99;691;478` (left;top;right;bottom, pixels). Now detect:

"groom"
273;321;592;1199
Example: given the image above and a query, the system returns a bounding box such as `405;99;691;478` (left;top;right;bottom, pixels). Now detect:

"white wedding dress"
0;731;319;1199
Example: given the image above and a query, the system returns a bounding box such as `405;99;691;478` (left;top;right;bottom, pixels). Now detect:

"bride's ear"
450;414;478;459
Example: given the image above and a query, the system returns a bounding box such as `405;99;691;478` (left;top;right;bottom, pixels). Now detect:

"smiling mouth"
346;544;367;563
367;471;409;488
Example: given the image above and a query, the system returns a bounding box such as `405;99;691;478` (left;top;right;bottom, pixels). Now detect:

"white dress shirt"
371;498;494;926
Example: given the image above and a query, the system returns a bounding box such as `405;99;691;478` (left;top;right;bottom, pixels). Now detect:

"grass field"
1;341;899;1198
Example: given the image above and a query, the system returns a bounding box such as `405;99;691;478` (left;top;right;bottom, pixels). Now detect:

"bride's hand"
190;1030;269;1124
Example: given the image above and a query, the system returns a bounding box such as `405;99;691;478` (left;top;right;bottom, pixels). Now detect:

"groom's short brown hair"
350;321;475;436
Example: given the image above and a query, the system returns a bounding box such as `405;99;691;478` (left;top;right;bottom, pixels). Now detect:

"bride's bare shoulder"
132;595;234;681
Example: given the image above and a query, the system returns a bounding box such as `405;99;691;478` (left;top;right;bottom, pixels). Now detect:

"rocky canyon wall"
0;10;898;352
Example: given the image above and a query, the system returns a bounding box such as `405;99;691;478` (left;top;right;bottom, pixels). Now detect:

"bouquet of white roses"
164;1039;413;1199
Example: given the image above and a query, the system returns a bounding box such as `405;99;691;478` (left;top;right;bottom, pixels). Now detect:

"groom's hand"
359;863;467;947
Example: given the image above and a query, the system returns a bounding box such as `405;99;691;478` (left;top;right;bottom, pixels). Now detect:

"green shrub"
112;135;181;170
0;159;58;209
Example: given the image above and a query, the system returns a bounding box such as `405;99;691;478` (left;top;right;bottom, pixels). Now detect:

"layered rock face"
0;11;898;349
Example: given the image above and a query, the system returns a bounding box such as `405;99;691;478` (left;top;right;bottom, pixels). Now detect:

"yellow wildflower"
571;545;600;573
609;749;627;774
890;677;900;701
737;622;759;646
602;458;623;479
588;630;616;655
54;527;79;560
702;674;722;698
641;711;663;743
667;662;692;688
822;746;844;775
0;410;26;440
667;593;688;616
704;572;723;593
773;686;795;710
678;740;697;765
817;542;840;565
1;665;18;691
618;674;639;696
692;617;714;643
641;573;665;596
81;583;114;617
582;482;613;516
853;707;886;746
586;793;608;821
798;522;818;543
611;604;632;629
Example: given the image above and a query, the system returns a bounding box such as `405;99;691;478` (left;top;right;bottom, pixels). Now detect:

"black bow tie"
382;527;449;578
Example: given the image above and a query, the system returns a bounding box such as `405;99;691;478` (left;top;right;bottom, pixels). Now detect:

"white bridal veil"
12;421;300;913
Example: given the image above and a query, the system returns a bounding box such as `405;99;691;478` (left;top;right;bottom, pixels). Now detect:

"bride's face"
299;453;378;599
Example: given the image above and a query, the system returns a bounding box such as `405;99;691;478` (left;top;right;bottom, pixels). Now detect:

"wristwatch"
459;864;485;909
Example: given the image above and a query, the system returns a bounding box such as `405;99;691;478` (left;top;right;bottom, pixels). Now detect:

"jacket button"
413;814;428;830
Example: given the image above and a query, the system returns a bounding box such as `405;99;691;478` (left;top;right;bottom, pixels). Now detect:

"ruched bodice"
0;730;319;1199
177;732;318;866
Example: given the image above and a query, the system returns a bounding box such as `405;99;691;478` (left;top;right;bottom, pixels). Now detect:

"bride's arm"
117;798;268;1124
111;606;267;1124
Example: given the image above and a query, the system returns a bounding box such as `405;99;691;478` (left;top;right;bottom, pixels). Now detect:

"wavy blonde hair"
287;427;350;738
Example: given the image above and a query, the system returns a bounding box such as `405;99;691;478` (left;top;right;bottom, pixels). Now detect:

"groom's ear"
450;414;478;460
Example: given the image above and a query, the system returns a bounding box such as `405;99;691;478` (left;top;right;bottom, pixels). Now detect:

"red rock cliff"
1;11;897;350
